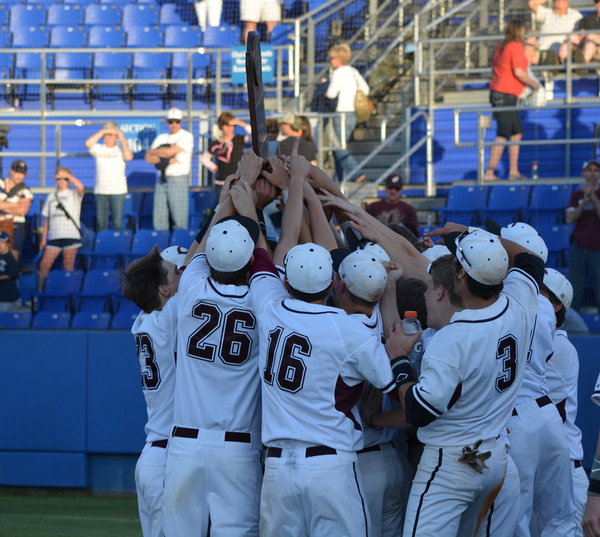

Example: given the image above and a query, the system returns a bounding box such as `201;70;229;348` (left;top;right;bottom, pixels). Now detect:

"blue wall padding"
0;452;88;487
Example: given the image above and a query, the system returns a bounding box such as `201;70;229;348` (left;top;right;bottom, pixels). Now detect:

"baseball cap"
358;241;391;263
339;250;388;302
0;231;10;242
543;268;573;310
385;174;403;189
582;159;600;171
166;107;183;121
160;245;188;270
284;243;333;294
206;216;258;272
280;113;302;131
444;229;508;285
422;244;451;262
488;220;548;263
10;160;27;173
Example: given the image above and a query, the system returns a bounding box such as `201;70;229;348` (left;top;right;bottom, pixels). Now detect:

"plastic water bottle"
402;311;424;371
531;161;539;180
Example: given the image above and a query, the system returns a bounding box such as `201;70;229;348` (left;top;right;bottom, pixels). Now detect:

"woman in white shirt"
325;44;369;183
38;167;84;292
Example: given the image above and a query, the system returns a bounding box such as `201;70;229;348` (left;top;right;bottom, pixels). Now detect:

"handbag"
54;193;94;250
353;67;374;123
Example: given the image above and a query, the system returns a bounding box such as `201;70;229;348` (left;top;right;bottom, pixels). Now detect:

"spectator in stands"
365;173;419;236
38;167;84;292
145;108;194;231
485;21;542;182
0;231;20;311
561;0;600;64
326;44;368;183
529;0;583;64
0;160;34;262
194;0;222;32
277;113;317;164
85;121;133;232
566;159;600;312
201;112;251;194
241;0;280;43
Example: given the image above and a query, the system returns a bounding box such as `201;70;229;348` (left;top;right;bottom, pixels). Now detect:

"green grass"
0;492;142;537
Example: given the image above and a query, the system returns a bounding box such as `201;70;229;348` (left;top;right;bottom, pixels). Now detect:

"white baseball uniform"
249;249;397;537
131;294;178;537
403;260;541;537
162;253;262;537
508;294;575;537
593;372;600;406
545;328;587;537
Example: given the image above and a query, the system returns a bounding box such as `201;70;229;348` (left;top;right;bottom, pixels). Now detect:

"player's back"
175;253;260;433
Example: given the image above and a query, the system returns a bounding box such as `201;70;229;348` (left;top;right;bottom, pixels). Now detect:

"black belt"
172;426;251;443
357;444;381;455
512;395;552;417
266;446;337;458
574;460;582;469
151;439;168;448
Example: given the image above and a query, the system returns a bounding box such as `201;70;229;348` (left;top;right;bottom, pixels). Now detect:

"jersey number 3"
135;333;161;390
495;335;517;393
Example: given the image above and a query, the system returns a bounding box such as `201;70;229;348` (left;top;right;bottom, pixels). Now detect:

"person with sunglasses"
365;173;420;236
145;108;194;231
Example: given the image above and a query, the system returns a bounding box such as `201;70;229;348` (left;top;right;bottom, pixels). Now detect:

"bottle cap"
404;311;417;318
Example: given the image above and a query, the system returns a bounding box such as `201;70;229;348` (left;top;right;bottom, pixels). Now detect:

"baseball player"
541;268;587;536
369;224;544;537
162;206;263;537
120;245;187;537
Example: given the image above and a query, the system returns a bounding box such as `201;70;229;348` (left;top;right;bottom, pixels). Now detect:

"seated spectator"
365;173;419;236
277;113;317;164
529;0;583;64
563;0;600;64
0;231;20;311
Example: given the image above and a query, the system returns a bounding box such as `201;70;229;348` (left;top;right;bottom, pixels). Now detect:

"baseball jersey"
513;293;554;405
174;253;261;433
546;329;584;461
249;249;396;452
412;263;540;447
131;294;178;442
593;372;600;406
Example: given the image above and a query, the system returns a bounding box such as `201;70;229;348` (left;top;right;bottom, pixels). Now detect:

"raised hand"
262;156;290;190
237;149;263;186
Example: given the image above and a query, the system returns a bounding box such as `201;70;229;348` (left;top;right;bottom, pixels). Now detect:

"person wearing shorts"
38;167;84;292
241;0;281;43
485;21;541;181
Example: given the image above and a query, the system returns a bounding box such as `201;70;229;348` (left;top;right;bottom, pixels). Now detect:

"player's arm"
379;265;403;339
230;180;269;251
303;182;337;251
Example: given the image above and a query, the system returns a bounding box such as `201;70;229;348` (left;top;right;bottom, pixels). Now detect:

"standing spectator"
563;1;600;64
485;21;541;182
194;0;222;32
241;0;280;43
325;44;368;183
0;231;20;311
145;108;194;231
0;160;34;261
85;121;133;231
529;0;583;64
200;112;251;192
566;159;600;312
277;113;317;164
365;173;420;236
38;167;84;292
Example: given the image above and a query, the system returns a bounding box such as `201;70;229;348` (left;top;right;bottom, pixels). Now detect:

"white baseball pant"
135;441;168;537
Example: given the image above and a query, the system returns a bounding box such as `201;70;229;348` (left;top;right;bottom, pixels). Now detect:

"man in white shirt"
145;108;194;230
85;121;133;231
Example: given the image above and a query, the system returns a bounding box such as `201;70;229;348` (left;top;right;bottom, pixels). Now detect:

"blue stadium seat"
49;26;87;48
9;5;46;31
113;295;140;313
100;0;130;4
64;0;96;4
581;313;600;333
126;26;163;48
170;52;210;101
480;185;531;226
88;26;126;48
138;192;154;229
204;25;240;48
189;190;217;228
132;51;171;103
122;4;158;29
52;52;93;81
37;269;84;312
436;185;488;226
538;224;572;269
32;311;71;329
47;5;83;27
71;311;111;330
92;52;132;102
0;311;32;329
170;228;196;247
163;24;202;47
0;7;10;26
18;272;38;305
76;269;121;312
84;4;121;27
160;5;186;26
12;26;49;47
110;309;138;329
524;184;573;227
84;229;132;269
126;229;170;262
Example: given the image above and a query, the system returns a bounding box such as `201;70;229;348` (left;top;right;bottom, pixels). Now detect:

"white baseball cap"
339;250;388;302
358;241;391;263
499;222;548;263
206;217;256;272
166;107;183;121
160;245;188;269
285;243;333;294
543;268;573;309
445;229;508;285
422;244;451;262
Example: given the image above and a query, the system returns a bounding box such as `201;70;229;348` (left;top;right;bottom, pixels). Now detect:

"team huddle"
121;145;596;537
